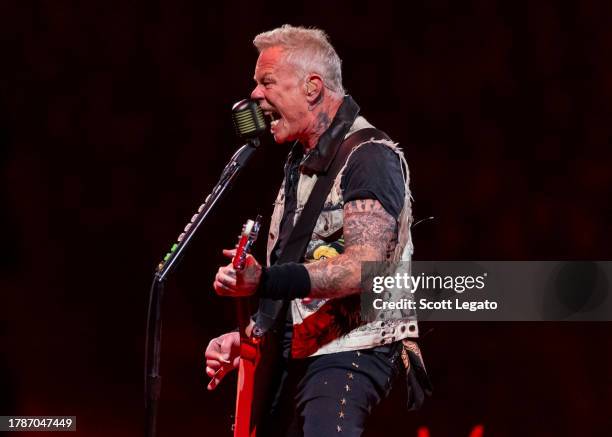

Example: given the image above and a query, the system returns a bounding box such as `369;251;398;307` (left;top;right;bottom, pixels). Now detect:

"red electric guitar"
231;216;267;437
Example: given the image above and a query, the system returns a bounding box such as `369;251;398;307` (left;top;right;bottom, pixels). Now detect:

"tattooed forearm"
305;199;397;299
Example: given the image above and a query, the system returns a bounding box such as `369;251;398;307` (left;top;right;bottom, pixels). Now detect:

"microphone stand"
144;137;261;437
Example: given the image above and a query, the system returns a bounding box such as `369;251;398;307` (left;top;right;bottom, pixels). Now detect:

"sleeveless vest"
267;115;418;358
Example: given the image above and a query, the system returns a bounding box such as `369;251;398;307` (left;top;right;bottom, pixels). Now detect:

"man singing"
205;24;428;436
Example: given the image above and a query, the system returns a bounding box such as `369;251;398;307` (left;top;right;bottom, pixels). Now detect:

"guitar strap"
254;127;391;336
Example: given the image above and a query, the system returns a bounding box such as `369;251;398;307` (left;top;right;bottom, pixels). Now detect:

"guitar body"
234;315;261;437
234;320;279;437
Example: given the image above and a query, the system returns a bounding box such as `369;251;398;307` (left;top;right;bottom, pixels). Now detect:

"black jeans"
260;343;403;437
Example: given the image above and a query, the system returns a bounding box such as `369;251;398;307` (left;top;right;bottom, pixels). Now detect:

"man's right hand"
204;331;240;391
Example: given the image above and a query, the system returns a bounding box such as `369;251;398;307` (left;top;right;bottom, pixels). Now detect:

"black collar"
298;95;360;175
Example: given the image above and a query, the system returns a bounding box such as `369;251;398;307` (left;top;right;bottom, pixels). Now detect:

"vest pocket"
313;207;344;240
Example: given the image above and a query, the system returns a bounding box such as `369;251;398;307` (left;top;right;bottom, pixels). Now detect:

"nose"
250;84;264;100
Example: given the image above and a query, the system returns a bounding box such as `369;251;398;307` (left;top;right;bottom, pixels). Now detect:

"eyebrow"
254;73;274;84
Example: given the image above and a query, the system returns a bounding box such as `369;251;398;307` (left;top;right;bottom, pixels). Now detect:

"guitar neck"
236;299;252;339
232;216;262;337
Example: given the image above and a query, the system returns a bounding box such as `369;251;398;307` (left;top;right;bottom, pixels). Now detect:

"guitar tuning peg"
191;214;198;223
184;223;192;233
178;232;186;242
198;203;205;213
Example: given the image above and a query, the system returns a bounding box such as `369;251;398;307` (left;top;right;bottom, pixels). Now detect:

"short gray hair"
253;24;345;95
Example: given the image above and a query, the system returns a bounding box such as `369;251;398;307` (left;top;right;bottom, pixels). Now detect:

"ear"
303;73;324;104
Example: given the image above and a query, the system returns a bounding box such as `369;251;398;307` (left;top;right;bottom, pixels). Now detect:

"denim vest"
266;111;418;358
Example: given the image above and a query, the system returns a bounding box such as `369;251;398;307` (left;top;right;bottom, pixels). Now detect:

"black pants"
260;343;403;437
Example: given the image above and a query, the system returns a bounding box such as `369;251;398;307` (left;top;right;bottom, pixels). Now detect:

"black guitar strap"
254;127;391;336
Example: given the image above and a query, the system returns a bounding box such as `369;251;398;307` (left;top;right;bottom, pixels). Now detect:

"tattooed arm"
304;199;397;299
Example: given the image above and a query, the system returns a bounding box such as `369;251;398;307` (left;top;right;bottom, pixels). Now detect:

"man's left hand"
213;249;262;297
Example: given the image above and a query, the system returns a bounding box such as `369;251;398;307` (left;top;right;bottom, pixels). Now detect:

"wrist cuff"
257;263;311;300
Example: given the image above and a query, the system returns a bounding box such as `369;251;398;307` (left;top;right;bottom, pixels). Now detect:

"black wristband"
257;263;311;300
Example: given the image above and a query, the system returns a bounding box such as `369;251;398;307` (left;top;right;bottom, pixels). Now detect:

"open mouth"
264;110;282;129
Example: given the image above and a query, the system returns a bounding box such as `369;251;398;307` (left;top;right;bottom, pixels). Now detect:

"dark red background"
1;1;611;435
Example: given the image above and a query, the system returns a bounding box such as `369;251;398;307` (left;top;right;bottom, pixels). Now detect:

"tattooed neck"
314;111;331;135
304;97;342;151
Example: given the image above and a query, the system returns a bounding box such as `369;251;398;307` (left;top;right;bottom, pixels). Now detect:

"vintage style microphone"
144;99;266;437
231;98;268;141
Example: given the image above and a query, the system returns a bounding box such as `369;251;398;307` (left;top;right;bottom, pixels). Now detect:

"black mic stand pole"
144;137;260;437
